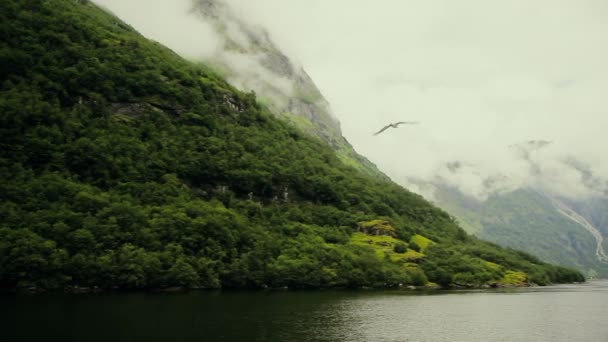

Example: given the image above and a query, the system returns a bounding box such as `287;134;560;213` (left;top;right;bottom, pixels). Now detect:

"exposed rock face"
190;0;388;179
191;0;340;137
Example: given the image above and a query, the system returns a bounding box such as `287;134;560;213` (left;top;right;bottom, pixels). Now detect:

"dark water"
2;281;608;342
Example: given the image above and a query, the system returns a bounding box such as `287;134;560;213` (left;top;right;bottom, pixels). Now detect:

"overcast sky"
93;0;608;200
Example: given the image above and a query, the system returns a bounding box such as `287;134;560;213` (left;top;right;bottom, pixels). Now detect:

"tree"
393;242;407;254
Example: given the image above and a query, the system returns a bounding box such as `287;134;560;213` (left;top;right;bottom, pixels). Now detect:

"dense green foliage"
0;0;584;289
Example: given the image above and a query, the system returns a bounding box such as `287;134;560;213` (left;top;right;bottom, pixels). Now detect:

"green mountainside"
433;185;608;278
0;0;583;290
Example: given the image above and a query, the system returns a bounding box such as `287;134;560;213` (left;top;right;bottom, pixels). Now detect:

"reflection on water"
329;281;608;342
2;281;608;342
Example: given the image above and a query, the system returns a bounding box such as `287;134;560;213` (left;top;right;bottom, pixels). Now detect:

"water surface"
2;281;607;341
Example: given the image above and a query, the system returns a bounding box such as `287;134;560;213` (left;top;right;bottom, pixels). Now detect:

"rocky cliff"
191;0;387;179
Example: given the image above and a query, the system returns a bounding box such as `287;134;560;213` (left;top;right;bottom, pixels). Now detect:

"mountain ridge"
189;0;388;180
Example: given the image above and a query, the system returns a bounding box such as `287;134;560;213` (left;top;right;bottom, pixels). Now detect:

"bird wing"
394;121;419;126
373;124;392;135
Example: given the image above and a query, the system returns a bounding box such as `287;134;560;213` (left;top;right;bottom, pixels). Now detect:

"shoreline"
2;280;591;295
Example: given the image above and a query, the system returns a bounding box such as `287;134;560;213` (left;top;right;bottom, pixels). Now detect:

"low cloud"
224;0;608;202
425;143;608;201
93;0;608;203
93;0;220;60
93;0;300;112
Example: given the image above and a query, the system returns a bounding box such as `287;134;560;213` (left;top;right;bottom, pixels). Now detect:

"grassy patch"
350;232;424;262
293;89;322;105
410;234;434;251
357;220;396;235
338;154;364;171
485;261;502;270
394;249;425;262
499;270;528;285
279;112;316;133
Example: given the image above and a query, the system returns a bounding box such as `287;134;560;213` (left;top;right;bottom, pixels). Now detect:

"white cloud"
93;0;608;201
224;0;608;200
93;0;220;60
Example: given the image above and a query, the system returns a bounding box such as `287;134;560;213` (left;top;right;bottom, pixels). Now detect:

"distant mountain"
191;0;388;180
418;142;608;278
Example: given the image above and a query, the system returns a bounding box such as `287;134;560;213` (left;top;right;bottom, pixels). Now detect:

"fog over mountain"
93;0;608;203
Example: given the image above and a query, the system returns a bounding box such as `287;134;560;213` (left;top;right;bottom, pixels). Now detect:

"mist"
92;0;608;202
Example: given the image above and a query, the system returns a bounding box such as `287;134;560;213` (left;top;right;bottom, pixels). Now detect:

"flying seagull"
373;121;419;136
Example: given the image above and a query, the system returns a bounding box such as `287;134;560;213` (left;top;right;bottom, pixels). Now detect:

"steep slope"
571;198;608;242
551;198;608;263
190;0;387;179
0;0;582;290
480;190;601;272
427;170;608;278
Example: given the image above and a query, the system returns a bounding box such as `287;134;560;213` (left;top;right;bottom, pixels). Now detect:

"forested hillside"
0;0;583;290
